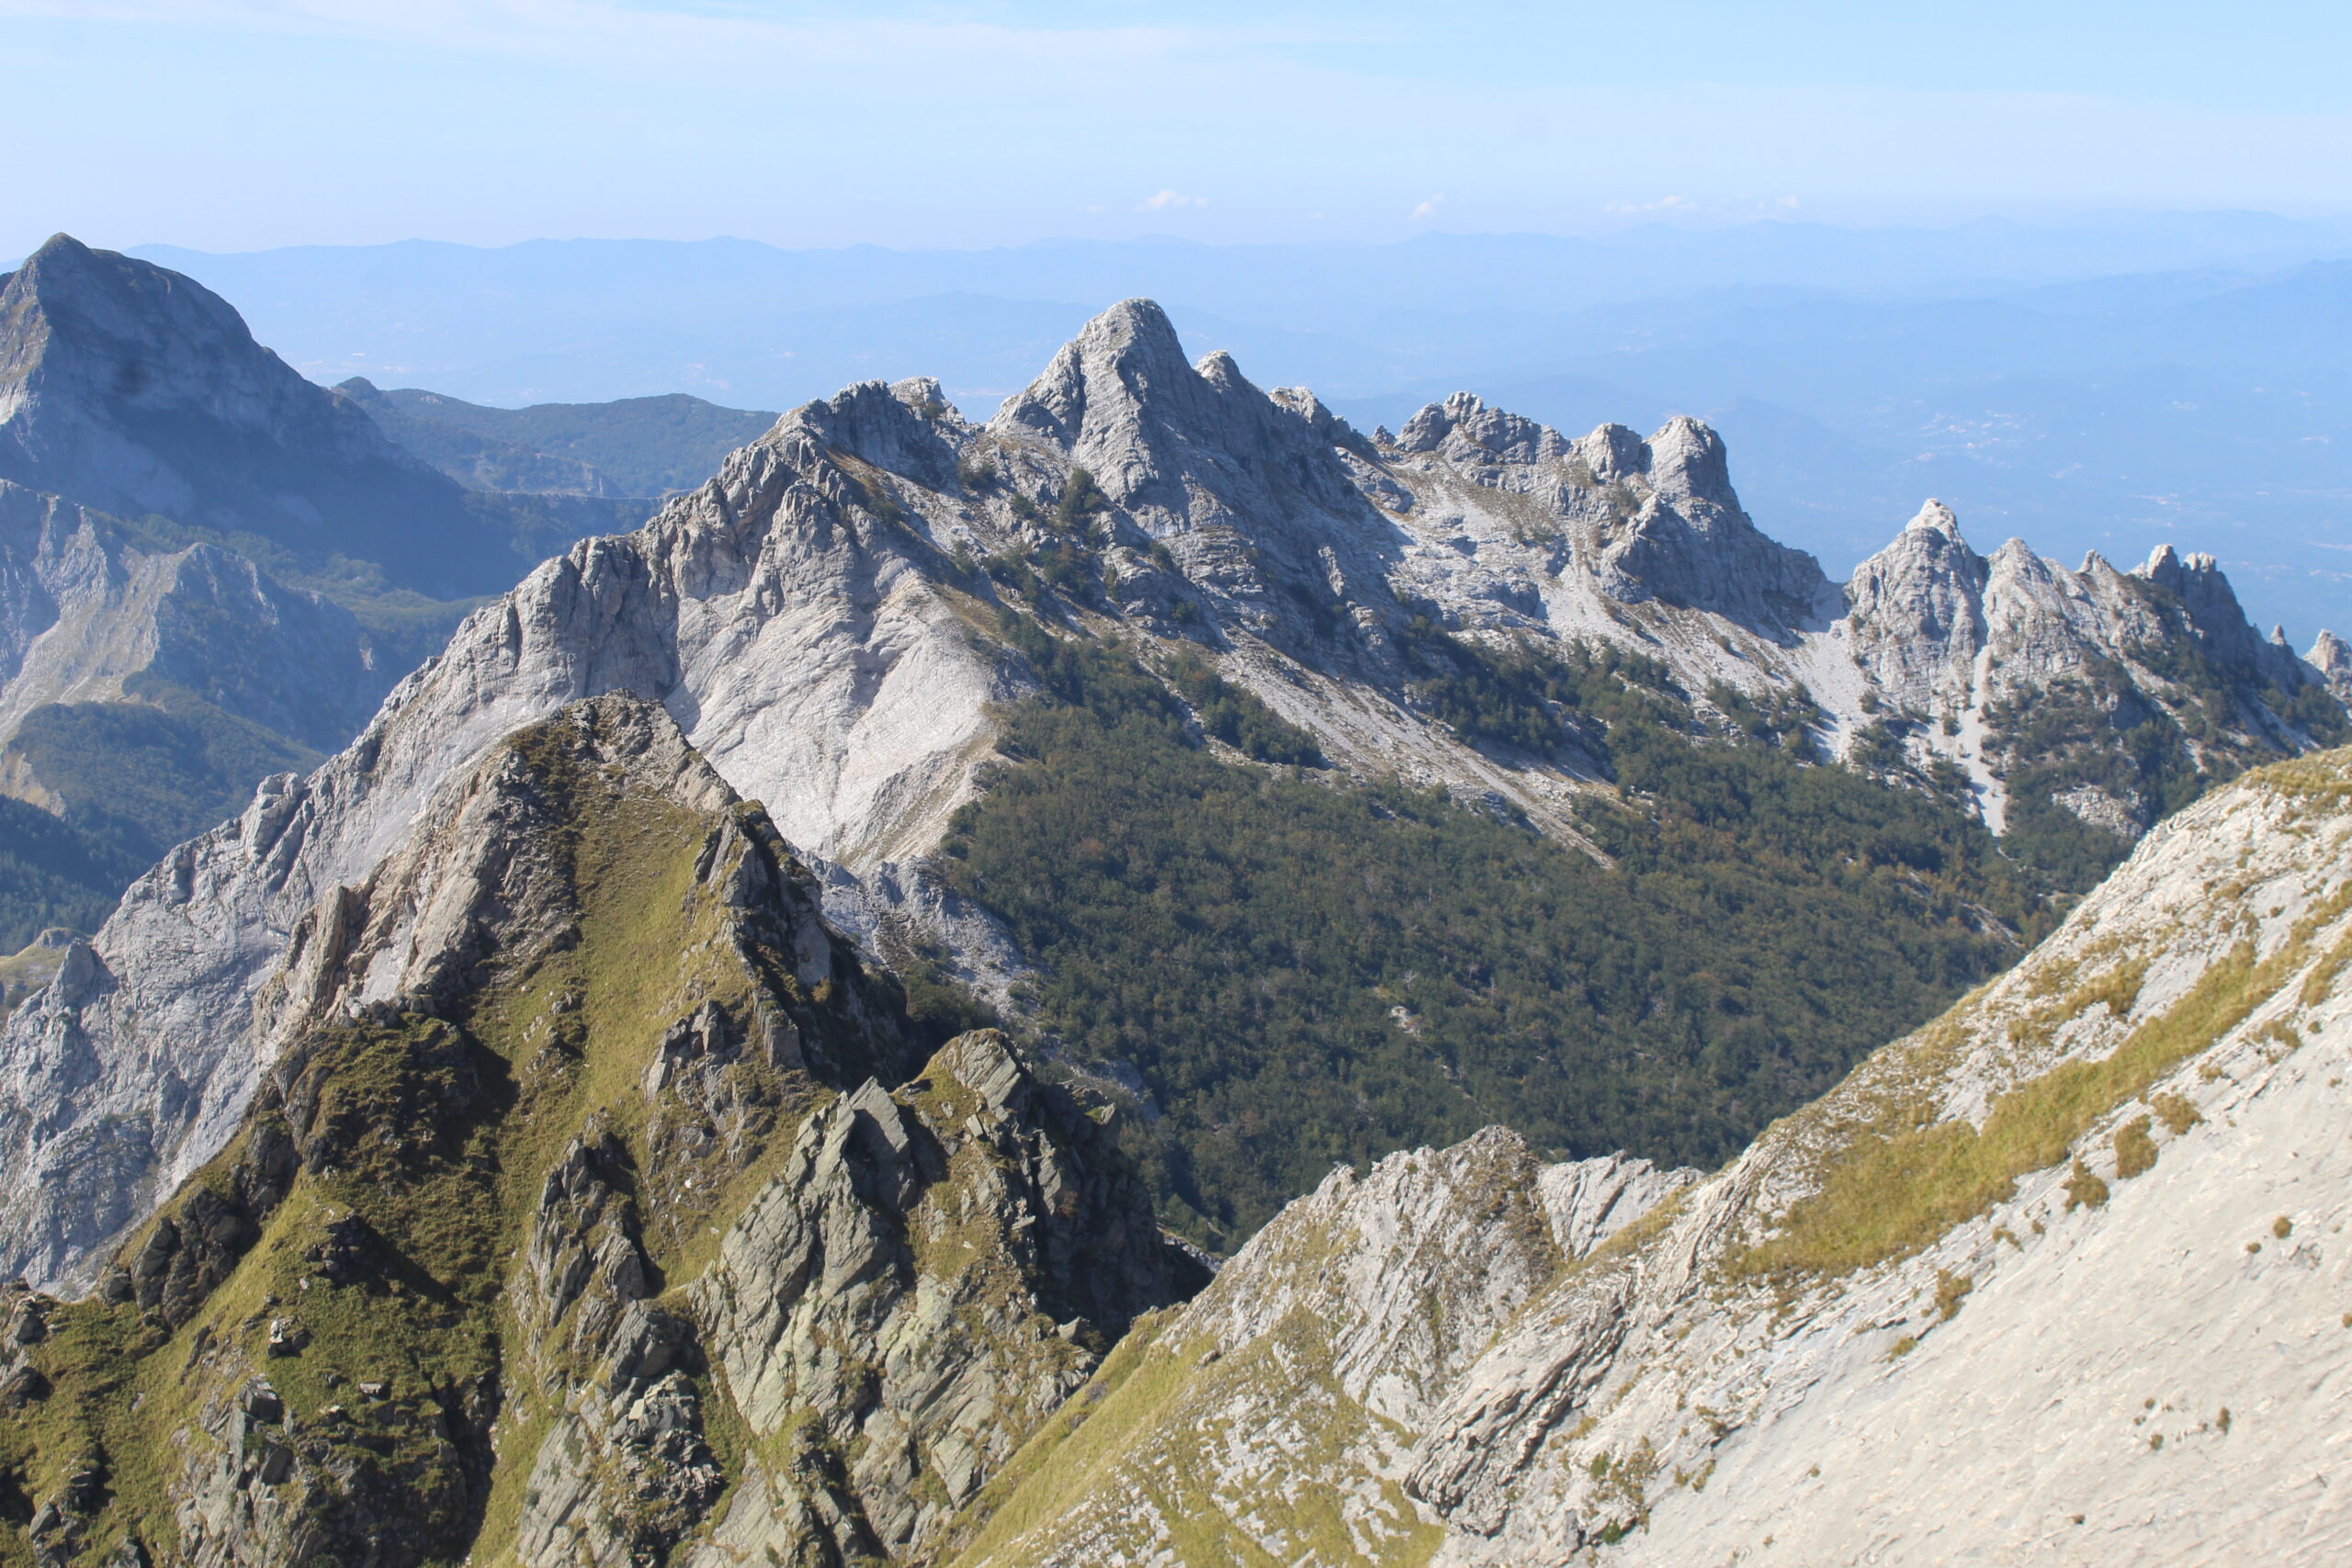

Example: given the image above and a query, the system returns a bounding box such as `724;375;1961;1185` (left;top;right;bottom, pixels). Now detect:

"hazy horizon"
11;2;2352;258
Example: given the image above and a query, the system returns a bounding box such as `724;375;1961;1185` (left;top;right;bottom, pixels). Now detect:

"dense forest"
943;613;2052;1244
0;795;147;956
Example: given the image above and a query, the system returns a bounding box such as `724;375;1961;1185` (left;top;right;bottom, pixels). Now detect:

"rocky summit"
1;283;2348;1565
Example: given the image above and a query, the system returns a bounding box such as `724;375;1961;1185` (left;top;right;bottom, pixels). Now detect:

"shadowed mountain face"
0;235;599;602
0;239;650;944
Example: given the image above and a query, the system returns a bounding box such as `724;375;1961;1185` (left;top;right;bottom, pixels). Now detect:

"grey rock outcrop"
687;1028;1204;1565
510;1129;728;1568
1835;504;2339;829
2309;628;2352;702
983;298;1400;660
956;1127;1693;1566
1840;499;1988;714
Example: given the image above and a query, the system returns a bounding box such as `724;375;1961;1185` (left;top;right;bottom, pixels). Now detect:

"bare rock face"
684;1029;1203;1565
2308;628;2352;702
953;747;2352;1564
1841;499;1988;715
1367;396;1838;641
953;1127;1692;1567
985;298;1399;660
509;1128;728;1568
1836;507;2338;830
1586;414;1837;634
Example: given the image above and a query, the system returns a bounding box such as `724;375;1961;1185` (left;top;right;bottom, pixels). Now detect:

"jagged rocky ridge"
953;747;2352;1565
0;693;1201;1568
4;293;2342;1291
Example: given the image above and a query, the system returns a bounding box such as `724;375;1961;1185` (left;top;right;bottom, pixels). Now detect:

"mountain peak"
0;238;532;597
1395;393;1566;465
986;297;1202;461
984;297;1369;557
1905;497;1964;539
1644;414;1735;508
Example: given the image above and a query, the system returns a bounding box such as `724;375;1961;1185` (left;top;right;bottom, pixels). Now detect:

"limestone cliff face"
2305;628;2352;705
1835;503;2332;831
952;1129;1693;1567
682;1031;1202;1566
0;694;1199;1568
957;748;2352;1565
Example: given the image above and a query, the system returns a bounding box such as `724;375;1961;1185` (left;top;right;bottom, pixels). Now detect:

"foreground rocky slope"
958;747;2352;1564
5;293;2343;1291
0;693;1201;1567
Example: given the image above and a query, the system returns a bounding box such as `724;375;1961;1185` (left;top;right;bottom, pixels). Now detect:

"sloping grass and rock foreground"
5;709;2349;1565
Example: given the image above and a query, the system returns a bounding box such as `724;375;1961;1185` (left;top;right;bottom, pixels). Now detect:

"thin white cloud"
1603;194;1697;215
0;0;1202;73
10;1;2352;253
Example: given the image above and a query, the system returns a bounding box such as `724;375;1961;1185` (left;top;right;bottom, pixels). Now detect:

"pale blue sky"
9;1;2352;255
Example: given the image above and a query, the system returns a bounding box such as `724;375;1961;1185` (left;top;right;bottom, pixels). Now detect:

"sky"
9;1;2352;256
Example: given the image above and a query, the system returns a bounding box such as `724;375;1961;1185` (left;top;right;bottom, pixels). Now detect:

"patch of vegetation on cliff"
1739;878;2350;1279
5;683;322;863
942;618;2048;1245
0;1012;513;1568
